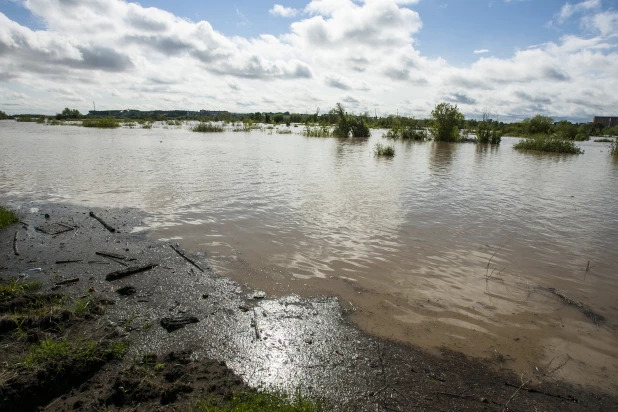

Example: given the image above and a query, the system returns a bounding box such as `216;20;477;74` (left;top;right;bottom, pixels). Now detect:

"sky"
0;0;617;121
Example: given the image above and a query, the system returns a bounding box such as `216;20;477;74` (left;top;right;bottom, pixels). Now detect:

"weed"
0;206;19;228
374;142;395;157
513;136;583;154
276;129;293;134
192;123;224;133
302;126;331;137
82;117;120;128
20;338;126;370
154;363;165;372
611;139;618;156
191;388;325;412
142;123;153;129
0;279;41;299
73;296;93;316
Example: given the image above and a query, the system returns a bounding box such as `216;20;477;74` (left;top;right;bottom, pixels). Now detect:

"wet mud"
1;201;617;411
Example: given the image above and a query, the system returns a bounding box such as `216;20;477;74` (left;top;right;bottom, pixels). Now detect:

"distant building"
592;116;618;127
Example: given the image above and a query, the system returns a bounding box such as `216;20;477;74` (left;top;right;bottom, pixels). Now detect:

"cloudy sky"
0;0;617;121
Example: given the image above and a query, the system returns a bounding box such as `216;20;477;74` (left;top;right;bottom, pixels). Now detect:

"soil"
0;200;617;411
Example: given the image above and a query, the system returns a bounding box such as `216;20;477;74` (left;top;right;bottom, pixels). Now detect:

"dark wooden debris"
116;286;136;296
55;278;80;286
13;231;19;256
169;244;204;272
56;260;82;264
547;287;605;324
105;264;157;281
35;223;74;235
89;211;116;233
160;315;199;332
95;251;126;260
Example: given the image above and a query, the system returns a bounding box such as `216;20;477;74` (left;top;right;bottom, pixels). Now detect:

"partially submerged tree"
429;102;464;142
56;107;82;120
331;103;370;137
476;110;502;144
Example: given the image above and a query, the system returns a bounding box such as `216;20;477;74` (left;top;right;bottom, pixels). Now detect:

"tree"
0;110;8;120
331;103;370;138
429;102;464;142
555;120;578;140
56;107;82;120
476;111;502;144
527;114;553;135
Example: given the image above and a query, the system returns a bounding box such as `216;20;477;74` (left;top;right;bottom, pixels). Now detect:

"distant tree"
429;102;464;142
526;114;553;135
273;113;284;123
330;103;370;138
56;107;82;120
0;110;8;120
264;113;271;124
555;120;578;140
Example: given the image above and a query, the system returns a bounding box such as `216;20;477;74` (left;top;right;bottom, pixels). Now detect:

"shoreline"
1;199;617;410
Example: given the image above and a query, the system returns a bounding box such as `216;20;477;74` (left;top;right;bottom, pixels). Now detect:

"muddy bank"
1;200;617;411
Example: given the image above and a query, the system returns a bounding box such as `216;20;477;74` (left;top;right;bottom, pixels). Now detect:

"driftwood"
89;211;116;233
56;260;82;264
12;231;19;256
504;382;578;402
105;264;157;281
547;287;605;324
169;244;204;272
95;251;126;260
55;278;80;286
160;315;199;332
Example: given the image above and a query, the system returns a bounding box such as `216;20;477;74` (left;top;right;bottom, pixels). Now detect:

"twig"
55;278;80;286
504;382;578;402
485;234;515;277
436;392;474;399
55;260;82;264
95;251;126;260
89;211;116;233
547;287;605;324
502;373;530;412
251;309;260;340
105;264;157;281
12;231;19;256
169;244;204;272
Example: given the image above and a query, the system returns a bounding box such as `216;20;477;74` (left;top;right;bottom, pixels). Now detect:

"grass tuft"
302;126;331;137
20;338;126;370
0;279;41;300
0;206;19;229
513;136;583;154
192;123;224;133
82;117;120;128
191;389;325;412
374;142;395;157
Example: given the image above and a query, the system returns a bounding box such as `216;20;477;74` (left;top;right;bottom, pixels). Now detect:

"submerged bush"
513;136;583;154
429;103;464;142
82;117;120;128
302;126;331;137
192;122;224;133
385;125;427;140
476;115;502;145
331;103;370;138
374;142;395;157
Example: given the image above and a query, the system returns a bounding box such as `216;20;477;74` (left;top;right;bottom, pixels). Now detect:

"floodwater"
1;120;617;393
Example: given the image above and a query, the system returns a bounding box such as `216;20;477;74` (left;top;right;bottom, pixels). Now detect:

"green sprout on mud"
0;206;19;229
0;279;41;299
20;339;127;370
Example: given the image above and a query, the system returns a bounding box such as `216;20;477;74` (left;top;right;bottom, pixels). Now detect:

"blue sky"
0;0;617;120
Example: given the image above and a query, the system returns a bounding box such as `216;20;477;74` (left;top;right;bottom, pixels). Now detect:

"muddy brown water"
1;120;617;394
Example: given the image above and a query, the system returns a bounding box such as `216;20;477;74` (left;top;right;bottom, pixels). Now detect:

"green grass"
374;142;395;157
20;338;127;369
276;129;293;134
513;136;583;154
0;279;41;299
0;206;19;228
82;117;120;128
191;389;326;412
192;122;224;133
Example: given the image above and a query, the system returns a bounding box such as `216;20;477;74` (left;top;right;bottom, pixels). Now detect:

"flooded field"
1;120;617;393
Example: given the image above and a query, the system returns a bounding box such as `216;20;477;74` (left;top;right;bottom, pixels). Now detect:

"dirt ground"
0;200;617;411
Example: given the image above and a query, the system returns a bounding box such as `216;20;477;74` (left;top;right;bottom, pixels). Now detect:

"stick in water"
13;231;19;256
169;244;204;272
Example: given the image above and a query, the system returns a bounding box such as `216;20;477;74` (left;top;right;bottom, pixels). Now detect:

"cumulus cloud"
557;0;600;23
269;4;299;17
0;0;615;120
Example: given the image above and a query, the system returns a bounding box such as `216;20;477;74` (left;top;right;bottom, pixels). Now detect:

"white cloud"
0;0;615;120
557;0;600;23
269;4;299;18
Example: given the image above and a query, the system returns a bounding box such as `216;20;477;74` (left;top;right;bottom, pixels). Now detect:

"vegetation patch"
0;278;127;410
0;206;19;229
429;103;464;142
82;117;120;128
594;138;614;143
513;136;583;154
374;142;395;157
302;126;332;137
191;389;326;412
193;122;224;133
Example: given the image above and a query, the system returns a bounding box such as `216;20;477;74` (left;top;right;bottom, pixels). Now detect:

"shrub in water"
513;136;583;154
